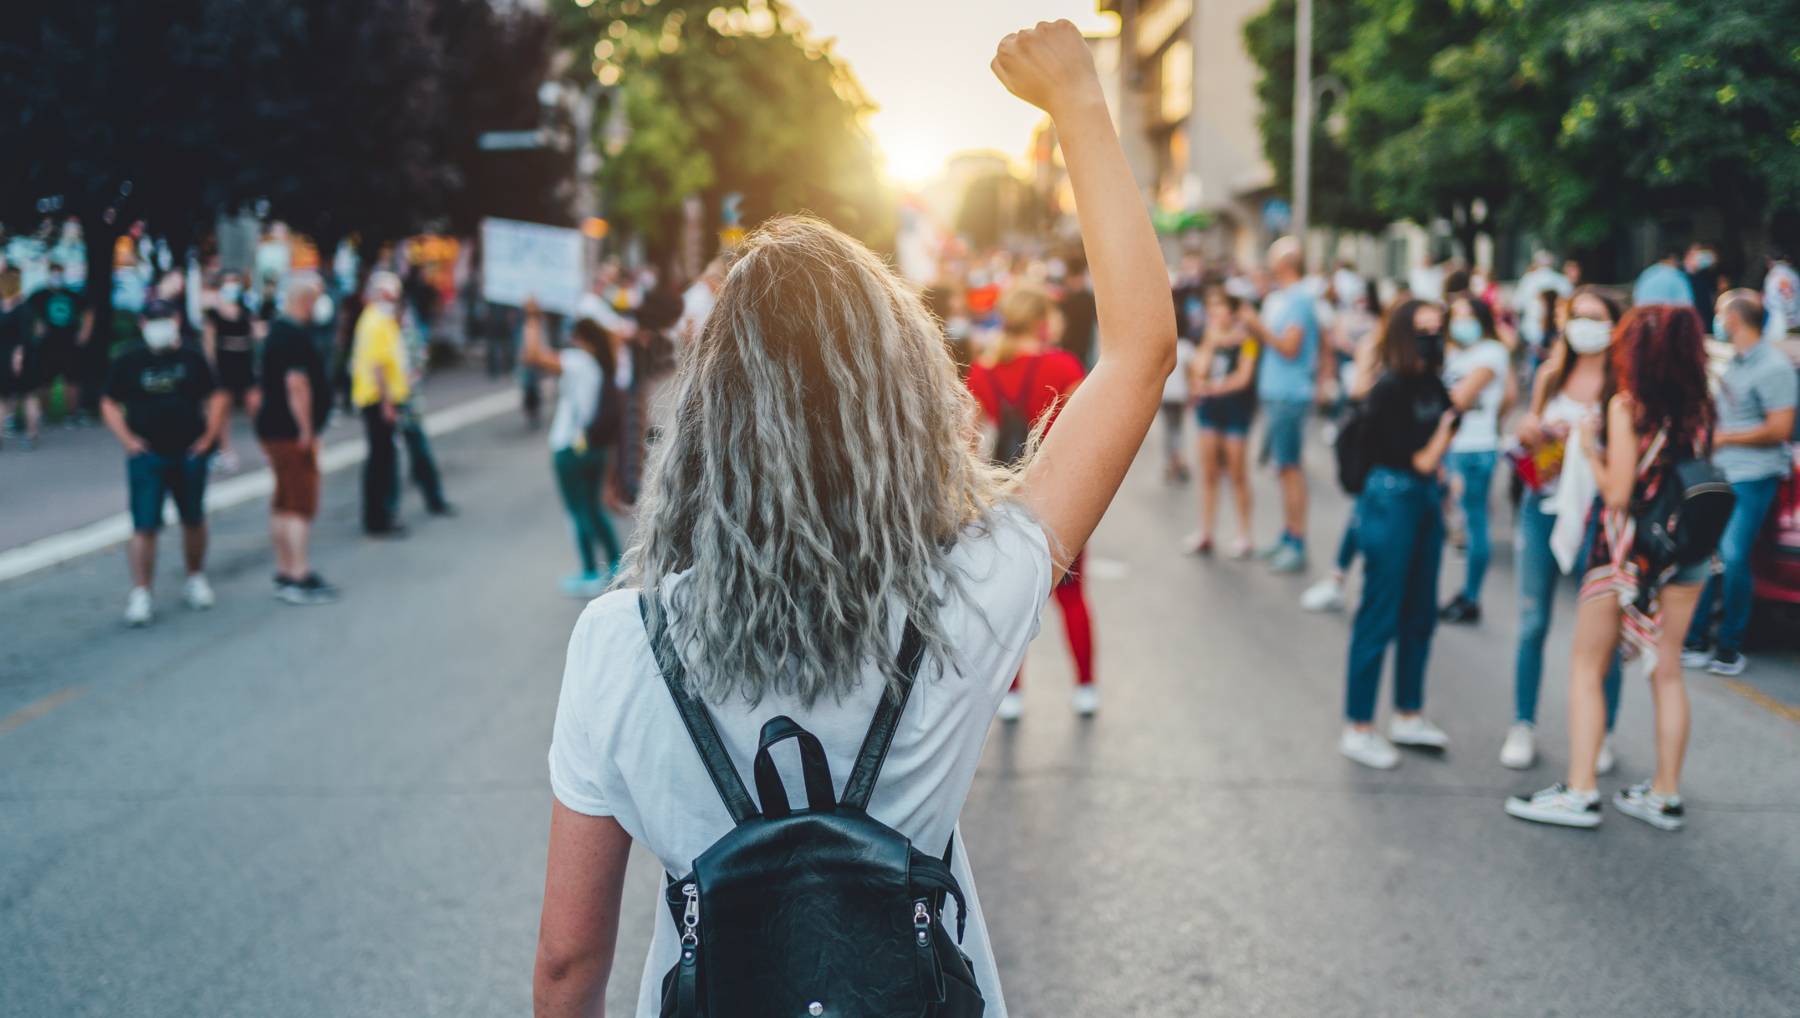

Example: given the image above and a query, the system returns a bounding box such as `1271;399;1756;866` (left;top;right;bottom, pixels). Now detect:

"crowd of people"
908;228;1796;834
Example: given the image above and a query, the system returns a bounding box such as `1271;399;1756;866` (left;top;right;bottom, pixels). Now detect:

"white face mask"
219;282;242;304
1565;318;1613;354
311;294;335;326
143;319;180;350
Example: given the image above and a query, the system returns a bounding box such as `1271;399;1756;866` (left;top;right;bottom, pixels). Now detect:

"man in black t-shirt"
30;262;93;423
101;301;228;627
255;275;339;604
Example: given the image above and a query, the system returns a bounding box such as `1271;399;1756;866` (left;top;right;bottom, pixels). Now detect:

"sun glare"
874;120;951;189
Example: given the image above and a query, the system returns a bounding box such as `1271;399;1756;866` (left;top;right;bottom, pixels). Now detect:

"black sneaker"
1706;649;1746;676
1439;596;1481;624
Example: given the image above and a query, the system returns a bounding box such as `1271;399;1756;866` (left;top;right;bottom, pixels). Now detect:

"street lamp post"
1291;0;1313;247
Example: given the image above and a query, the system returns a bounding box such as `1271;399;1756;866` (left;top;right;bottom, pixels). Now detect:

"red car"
1749;339;1800;640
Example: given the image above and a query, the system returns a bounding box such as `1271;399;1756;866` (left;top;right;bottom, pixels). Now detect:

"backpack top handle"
752;717;837;818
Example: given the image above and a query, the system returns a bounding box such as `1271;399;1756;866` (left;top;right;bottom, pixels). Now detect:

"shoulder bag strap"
996;354;1044;414
637;592;759;824
839;618;927;811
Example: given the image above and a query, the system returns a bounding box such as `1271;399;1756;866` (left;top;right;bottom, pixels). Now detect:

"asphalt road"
2;410;1797;1017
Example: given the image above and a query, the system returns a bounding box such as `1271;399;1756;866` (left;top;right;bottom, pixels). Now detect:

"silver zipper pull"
681;884;700;947
912;899;931;946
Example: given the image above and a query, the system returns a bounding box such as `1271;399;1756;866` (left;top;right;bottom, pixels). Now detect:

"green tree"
558;0;893;262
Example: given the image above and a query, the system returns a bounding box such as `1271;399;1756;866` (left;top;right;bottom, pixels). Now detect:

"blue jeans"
1444;450;1497;604
1513;492;1621;728
1344;468;1444;723
126;451;210;533
1686;475;1782;654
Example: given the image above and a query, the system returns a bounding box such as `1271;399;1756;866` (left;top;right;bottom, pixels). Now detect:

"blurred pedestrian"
202;270;261;473
1514;250;1571;353
351;272;411;536
0;266;41;448
967;283;1096;720
1057;256;1098;368
1683;242;1721;330
256;274;338;605
533;26;1174;1014
1501;288;1625;771
1508;305;1715;830
30;261;93;426
100;300;225;626
1257;236;1322;573
1682;290;1796;675
1764;248;1798;335
1338;299;1457;769
1187;287;1259;556
521;300;624;598
1438;294;1509;624
1631;248;1696;308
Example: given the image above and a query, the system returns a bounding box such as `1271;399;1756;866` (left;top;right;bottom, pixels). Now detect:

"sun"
873;120;950;189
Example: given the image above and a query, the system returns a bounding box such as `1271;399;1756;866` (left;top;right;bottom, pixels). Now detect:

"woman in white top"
1499;287;1625;770
534;22;1176;1018
521;309;624;598
1438;294;1511;623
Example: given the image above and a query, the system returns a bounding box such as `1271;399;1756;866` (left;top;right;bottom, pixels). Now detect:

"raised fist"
991;20;1102;118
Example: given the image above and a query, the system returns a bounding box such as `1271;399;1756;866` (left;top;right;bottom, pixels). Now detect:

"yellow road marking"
1722;679;1800;725
0;686;84;736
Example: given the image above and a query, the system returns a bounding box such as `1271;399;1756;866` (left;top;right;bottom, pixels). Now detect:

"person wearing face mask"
1682;290;1797;676
203;271;260;473
1438;295;1511;624
1336;300;1459;769
1499;288;1625;770
256;274;339;605
1683;243;1721;332
966;283;1095;721
101;301;227;627
30;261;93;427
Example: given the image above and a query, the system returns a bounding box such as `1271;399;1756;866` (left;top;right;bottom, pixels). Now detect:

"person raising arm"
991;20;1177;579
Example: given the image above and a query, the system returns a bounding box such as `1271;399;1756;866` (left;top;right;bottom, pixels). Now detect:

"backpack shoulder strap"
638;592;759;825
840;618;927;811
994;354;1044;413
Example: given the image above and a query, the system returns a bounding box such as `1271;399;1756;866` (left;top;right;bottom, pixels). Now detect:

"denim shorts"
1261;399;1309;468
1196;402;1252;437
127;451;210;532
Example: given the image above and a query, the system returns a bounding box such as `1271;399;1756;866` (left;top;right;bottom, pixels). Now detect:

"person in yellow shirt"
353;272;414;535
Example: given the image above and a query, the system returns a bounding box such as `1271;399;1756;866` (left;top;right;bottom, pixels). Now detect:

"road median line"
0;388;518;585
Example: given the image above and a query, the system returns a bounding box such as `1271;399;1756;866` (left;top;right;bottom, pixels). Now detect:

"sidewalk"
0;362;521;566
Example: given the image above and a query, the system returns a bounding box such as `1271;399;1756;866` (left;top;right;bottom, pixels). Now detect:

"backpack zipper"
913;898;931;947
681;884;700;948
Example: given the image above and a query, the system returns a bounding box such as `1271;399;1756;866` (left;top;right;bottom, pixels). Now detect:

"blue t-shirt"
1713;339;1798;483
1631;262;1696;308
1257;284;1320;403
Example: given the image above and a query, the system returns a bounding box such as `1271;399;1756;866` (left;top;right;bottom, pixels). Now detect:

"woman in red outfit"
966;284;1096;720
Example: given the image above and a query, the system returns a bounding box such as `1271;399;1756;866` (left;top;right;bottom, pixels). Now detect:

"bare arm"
534;803;631;1018
521;301;564;376
1585;395;1640;510
100;397;146;455
1716;407;1795;448
992;20;1177;579
286;370;315;445
1449;366;1496;411
1412;412;1458;475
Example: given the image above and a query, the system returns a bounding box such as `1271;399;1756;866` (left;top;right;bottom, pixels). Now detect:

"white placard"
480;217;585;317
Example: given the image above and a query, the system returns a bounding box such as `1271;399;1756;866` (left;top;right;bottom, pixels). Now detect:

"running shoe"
1184;532;1214;556
1596;735;1617;776
996;692;1024;723
1679;641;1713;670
1613;780;1685;831
1300;575;1346;612
1706;649;1746;676
1268;544;1307;574
1339;727;1400;769
1438;596;1481;624
1500;723;1535;769
1505;784;1601;828
1071;685;1099;717
183;574;215;610
124;587;154;627
1228;538;1254;560
1389;714;1449;749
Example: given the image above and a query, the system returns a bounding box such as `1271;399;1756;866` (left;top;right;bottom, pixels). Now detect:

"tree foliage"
557;0;893;260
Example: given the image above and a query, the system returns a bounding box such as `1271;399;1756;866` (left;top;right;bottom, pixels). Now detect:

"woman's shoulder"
947;503;1053;602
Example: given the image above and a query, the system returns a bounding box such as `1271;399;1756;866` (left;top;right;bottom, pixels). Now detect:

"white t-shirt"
1444;339;1509;452
1514;266;1572;346
548;506;1052;1018
547;347;602;453
1163;338;1196;402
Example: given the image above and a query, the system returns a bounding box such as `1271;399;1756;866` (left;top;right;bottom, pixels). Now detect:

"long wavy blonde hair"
621;216;1020;706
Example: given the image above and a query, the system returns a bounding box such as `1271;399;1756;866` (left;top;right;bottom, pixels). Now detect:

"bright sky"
790;2;1118;186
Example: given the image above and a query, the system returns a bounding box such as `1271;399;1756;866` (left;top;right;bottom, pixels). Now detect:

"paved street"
2;413;1797;1017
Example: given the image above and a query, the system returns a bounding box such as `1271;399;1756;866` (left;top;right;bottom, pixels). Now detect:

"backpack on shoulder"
584;360;625;450
639;595;985;1018
1633;448;1735;572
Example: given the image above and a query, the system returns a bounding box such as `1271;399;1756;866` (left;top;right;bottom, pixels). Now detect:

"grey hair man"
257;273;339;602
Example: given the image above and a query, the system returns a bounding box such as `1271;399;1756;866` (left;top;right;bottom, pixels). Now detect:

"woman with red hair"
1508;304;1715;831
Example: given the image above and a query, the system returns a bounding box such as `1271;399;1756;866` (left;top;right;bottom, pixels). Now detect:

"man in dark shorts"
255;275;340;605
30;261;93;425
203;271;261;472
101;301;228;627
0;267;41;447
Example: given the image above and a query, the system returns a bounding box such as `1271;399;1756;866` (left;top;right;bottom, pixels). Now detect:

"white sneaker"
1679;645;1713;669
1389;714;1449;749
1595;734;1616;776
1500;723;1536;769
183;574;215;610
213;449;240;474
1299;575;1346;612
996;692;1024;723
1339;727;1400;769
124;587;154;627
1613;780;1685;831
1071;685;1099;717
1505;783;1602;828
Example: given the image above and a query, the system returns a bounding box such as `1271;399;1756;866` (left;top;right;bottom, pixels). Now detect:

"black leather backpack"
639;596;985;1018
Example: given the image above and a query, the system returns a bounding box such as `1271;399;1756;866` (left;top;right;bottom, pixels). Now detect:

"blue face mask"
1712;316;1728;342
1450;318;1483;346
